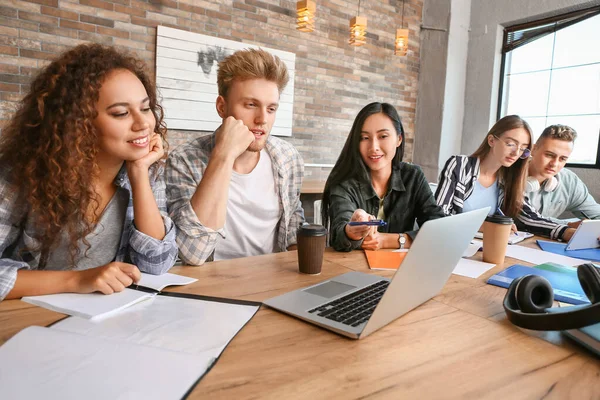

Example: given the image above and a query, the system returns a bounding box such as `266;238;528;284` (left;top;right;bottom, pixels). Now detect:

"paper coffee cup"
297;224;327;275
482;214;513;265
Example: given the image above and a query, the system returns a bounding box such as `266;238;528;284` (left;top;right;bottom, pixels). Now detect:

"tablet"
566;220;600;250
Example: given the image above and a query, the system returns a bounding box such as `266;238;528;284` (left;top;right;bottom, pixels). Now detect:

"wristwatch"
398;233;407;250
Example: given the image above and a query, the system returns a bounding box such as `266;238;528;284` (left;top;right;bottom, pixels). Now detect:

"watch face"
399;235;406;243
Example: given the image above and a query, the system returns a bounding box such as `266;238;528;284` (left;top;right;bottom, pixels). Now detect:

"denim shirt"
328;163;445;252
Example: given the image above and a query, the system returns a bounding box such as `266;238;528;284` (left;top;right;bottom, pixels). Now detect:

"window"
498;7;600;167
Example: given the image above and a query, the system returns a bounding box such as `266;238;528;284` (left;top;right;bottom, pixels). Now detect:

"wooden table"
2;239;599;399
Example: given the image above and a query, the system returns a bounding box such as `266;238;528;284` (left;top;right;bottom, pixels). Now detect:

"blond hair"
537;124;577;144
217;48;289;97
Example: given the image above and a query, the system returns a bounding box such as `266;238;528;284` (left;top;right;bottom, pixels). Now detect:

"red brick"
1;92;24;101
0;6;18;18
41;42;69;54
0;45;19;56
80;0;114;11
40;25;78;39
18;10;58;26
178;3;206;15
60;20;95;33
232;1;255;13
19;49;55;61
97;26;130;39
24;0;58;7
0;64;19;74
0;15;39;31
206;10;231;21
20;66;39;76
130;32;153;43
80;14;114;28
160;0;178;8
0;82;20;92
114;4;145;18
245;11;267;23
40;6;78;21
131;16;159;28
78;31;113;45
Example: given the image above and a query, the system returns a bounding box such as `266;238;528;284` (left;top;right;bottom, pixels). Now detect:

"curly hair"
0;43;167;268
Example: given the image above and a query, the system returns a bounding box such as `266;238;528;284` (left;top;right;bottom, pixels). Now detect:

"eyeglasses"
492;135;531;159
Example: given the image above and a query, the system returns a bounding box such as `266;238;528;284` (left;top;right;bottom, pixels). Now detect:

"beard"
247;135;268;152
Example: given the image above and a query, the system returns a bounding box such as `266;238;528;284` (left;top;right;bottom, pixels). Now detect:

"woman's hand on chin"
127;133;164;178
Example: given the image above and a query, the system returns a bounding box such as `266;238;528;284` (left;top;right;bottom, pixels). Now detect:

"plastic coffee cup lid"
297;224;327;237
485;214;513;225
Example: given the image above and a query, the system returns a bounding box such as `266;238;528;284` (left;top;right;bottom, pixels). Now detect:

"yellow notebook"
364;250;408;270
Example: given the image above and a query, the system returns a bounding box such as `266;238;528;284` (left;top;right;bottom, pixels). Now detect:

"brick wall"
0;0;423;172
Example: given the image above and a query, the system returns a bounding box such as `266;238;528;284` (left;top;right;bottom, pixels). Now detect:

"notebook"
474;230;533;244
365;250;407;270
564;322;600;357
537;240;600;262
21;272;198;321
0;293;260;400
487;264;589;305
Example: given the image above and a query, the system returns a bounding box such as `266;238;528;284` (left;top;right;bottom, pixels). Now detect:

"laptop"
263;208;489;339
565;219;600;250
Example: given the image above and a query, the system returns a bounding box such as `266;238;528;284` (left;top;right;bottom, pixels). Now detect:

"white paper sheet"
452;258;496;278
52;295;260;357
22;289;154;321
0;326;211;400
505;245;582;267
462;242;482;258
137;272;198;291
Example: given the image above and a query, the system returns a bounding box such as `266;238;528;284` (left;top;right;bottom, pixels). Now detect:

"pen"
581;211;591;220
348;219;387;227
495;207;518;236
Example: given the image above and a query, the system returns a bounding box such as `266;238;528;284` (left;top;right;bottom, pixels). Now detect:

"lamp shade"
395;28;409;55
297;0;316;32
349;16;367;46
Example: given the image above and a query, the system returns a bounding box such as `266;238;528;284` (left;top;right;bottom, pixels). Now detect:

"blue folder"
537;240;600;262
487;264;590;305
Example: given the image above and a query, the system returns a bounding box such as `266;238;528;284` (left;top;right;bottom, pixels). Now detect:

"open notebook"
1;291;260;399
21;272;198;321
474;230;533;245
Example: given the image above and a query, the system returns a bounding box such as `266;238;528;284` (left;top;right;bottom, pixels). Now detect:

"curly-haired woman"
0;44;178;301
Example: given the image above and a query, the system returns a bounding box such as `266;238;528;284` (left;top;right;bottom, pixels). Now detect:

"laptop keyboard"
308;280;390;327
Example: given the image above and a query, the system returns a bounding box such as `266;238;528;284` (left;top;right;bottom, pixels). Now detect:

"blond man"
166;49;304;265
527;124;600;223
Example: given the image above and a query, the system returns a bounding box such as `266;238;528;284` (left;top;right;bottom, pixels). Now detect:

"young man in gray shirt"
526;124;600;225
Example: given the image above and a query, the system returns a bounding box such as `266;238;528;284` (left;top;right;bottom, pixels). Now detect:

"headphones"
503;263;600;331
526;176;559;193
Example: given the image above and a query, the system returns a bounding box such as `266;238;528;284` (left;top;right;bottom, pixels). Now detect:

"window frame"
497;5;600;169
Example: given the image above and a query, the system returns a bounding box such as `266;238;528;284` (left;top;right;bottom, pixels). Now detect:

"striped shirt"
435;155;568;240
166;134;305;265
0;164;179;301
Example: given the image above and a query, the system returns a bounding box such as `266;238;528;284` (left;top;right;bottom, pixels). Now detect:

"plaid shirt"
166;134;305;265
0;164;178;301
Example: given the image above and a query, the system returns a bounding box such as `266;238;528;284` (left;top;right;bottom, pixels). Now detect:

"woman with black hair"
322;102;445;252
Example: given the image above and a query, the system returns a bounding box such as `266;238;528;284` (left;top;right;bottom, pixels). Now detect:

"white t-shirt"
214;150;282;260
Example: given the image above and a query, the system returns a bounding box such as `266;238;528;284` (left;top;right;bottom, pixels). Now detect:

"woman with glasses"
435;115;576;241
